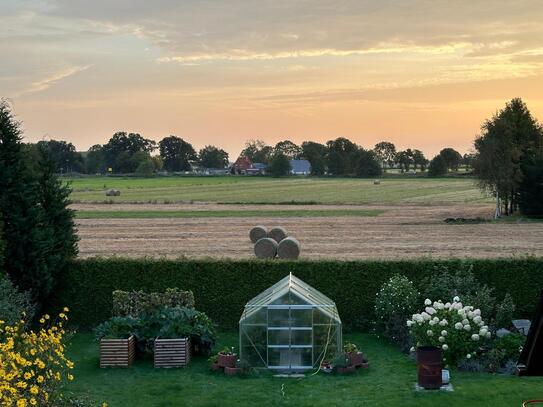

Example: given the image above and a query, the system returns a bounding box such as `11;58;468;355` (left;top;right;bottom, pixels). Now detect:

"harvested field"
75;203;543;259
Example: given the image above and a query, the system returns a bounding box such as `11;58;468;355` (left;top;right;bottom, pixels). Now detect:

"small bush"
408;297;491;368
0;273;35;326
421;264;496;322
112;288;195;317
495;293;515;329
375;275;419;351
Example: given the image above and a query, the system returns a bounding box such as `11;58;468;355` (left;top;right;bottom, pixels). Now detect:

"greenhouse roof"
246;273;335;307
242;273;341;322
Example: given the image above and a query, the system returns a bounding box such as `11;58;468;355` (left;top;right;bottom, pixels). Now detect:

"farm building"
289;159;311;175
246;162;267;175
231;155;253;174
239;273;342;372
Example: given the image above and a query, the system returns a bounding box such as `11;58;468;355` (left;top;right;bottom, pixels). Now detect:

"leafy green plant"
94;316;139;340
219;346;236;356
143;307;216;354
332;353;350;369
343;342;358;353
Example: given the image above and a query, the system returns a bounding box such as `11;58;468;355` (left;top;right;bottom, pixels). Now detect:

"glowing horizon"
2;0;543;159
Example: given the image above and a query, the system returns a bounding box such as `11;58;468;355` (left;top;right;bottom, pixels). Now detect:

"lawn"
75;208;384;219
67;176;490;205
66;333;543;407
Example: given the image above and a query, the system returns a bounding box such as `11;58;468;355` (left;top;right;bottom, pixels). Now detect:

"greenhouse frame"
239;273;342;372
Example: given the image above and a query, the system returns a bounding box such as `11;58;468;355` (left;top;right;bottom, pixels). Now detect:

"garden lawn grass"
75;209;384;219
67;176;490;205
66;332;543;407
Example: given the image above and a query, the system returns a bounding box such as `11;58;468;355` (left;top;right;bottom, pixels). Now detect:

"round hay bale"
254;237;278;259
277;237;301;259
374;179;381;185
105;189;116;197
114;190;121;196
249;225;268;243
268;226;288;243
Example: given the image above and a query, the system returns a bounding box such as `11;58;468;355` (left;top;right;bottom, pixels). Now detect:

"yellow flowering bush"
0;308;74;406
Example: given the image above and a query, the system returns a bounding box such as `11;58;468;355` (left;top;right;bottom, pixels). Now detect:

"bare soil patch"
75;203;543;259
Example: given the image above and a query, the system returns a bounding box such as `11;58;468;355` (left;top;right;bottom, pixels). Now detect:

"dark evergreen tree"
36;143;79;286
0;101;53;301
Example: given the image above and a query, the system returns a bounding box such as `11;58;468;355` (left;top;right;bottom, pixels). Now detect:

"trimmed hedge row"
52;258;543;331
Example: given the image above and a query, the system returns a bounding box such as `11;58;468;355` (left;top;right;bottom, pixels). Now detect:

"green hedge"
52;258;543;331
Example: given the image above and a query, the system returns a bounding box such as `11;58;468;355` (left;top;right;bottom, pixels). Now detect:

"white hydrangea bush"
407;296;491;367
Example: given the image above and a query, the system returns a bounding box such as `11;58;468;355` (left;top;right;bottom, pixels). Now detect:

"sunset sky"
2;0;543;158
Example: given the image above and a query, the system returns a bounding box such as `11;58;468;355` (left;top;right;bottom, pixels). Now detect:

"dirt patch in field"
76;203;543;259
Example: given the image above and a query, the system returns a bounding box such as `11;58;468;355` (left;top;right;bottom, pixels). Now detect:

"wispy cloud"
24;65;90;94
157;42;472;64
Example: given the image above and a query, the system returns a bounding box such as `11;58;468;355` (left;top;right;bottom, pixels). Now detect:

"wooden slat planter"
154;338;191;368
100;335;136;368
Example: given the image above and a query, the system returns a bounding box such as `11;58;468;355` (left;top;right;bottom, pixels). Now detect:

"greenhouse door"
267;305;313;371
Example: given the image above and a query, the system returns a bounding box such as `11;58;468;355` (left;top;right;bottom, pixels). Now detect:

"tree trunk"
495;194;501;219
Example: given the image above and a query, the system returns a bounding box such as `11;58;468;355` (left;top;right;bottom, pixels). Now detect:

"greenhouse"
239;273;342;372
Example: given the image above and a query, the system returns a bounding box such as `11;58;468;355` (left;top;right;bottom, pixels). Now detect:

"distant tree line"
24;133;229;177
24;130;475;178
240;138;474;178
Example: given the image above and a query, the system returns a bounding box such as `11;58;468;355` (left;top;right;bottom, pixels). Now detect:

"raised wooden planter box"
154;338;191;368
100;335;136;368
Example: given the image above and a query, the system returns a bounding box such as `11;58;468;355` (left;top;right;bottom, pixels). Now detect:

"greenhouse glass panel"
239;273;342;372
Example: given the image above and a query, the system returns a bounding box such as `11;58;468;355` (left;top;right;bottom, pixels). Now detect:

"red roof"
233;155;253;170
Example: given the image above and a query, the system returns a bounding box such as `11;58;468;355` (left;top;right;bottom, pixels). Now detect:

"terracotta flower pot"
224;366;242;376
347;351;364;367
210;362;221;372
218;353;237;368
417;346;443;389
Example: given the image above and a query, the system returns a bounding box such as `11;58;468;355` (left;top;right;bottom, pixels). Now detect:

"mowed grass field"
67;332;543;407
68;176;491;205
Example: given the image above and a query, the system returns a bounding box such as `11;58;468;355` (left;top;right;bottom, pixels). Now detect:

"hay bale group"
250;225;300;260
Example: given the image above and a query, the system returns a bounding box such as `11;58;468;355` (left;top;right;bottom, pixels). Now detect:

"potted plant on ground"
407;296;491;389
218;346;237;368
333;353;356;374
225;358;250;376
94;316;138;368
344;342;365;368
